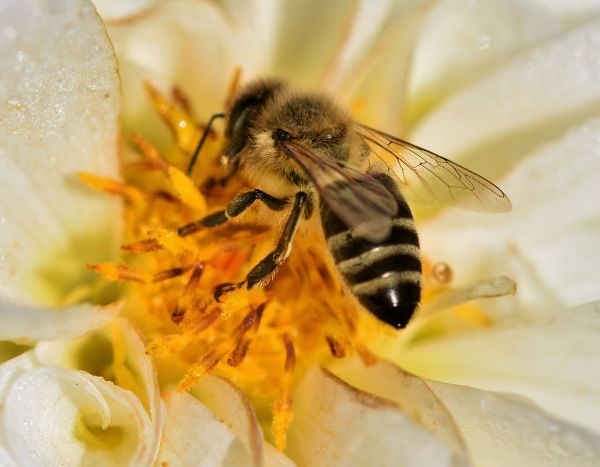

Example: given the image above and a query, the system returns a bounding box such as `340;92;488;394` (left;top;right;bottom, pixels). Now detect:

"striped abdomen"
320;176;421;328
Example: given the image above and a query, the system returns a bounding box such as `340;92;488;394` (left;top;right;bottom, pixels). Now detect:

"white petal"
397;301;600;435
427;381;600;467
33;318;163;464
329;357;469;466
530;0;600;25
0;448;18;467
107;0;242;149
107;318;162;465
262;0;371;86
213;0;280;72
334;1;427;132
323;0;422;90
91;0;160;21
157;391;252;467
286;367;455;467
0;0;122;305
0;341;28;366
191;375;264;466
0;299;118;342
420;116;600;313
408;0;560;125
2;367;151;466
411;20;600;179
264;442;297;467
0;352;37;401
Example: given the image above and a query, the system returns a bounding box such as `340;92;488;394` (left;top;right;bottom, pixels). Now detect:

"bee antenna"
186;112;226;176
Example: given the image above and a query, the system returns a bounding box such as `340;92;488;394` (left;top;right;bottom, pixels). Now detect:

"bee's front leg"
213;191;308;301
177;189;288;237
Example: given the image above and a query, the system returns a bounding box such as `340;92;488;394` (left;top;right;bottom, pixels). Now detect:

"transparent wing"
281;140;398;242
356;124;512;212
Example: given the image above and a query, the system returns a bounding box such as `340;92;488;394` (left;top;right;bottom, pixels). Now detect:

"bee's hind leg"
177;189;288;237
213;191;308;301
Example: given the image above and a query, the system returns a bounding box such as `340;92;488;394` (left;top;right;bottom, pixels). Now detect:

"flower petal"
92;0;160;21
336;1;428;132
260;0;368;86
420;116;600;313
407;0;560;127
212;0;281;72
33;319;163;464
427;381;600;467
191;375;264;466
106;0;241;149
0;448;18;467
411;20;600;179
530;0;600;25
0;0;122;305
329;357;469;466
157;391;253;466
2;366;152;466
286;367;456;467
397;301;600;435
264;442;297;467
105;318;163;464
322;0;423;91
0;299;119;343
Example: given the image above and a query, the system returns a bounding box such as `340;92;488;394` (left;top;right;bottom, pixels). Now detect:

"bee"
179;79;511;329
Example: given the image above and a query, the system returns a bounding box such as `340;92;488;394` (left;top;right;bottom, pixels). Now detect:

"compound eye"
272;128;291;142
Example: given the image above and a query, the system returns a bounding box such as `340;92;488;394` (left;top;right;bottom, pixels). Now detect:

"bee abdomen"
337;244;421;283
320;192;421;329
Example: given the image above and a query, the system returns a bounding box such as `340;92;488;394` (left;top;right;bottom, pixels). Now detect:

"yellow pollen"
167;166;207;214
87;262;151;284
78;172;142;203
149;227;198;256
144;82;201;153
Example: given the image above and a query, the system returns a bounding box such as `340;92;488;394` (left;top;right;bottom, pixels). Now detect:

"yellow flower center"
84;82;510;450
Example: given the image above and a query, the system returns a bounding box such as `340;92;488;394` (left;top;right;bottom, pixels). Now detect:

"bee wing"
356;124;512;212
281;140;398;242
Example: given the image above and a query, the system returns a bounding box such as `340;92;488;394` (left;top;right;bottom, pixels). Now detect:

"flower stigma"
85;81;516;451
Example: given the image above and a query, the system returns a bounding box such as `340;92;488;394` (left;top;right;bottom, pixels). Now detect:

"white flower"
2;0;600;466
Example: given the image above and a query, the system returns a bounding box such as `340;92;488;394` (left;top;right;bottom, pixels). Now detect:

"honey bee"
179;79;511;328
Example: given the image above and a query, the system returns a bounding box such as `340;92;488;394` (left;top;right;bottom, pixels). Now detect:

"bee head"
226;80;365;192
259;93;354;164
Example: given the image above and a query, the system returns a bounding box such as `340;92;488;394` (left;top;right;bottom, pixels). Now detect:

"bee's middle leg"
214;191;308;301
177;189;288;237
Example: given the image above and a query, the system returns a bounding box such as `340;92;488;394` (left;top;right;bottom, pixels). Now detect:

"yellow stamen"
87;263;150;284
167;166;207;214
121;238;162;253
149;227;197;255
78;172;142;203
152;264;193;283
132;132;170;173
144;82;200;153
273;334;295;451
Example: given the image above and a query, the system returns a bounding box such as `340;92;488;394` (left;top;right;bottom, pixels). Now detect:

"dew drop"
477;35;491;50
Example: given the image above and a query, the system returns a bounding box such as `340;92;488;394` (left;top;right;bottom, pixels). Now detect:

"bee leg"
178;189;288;237
186;112;226;176
245;191;308;289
